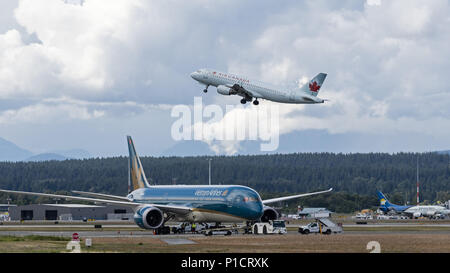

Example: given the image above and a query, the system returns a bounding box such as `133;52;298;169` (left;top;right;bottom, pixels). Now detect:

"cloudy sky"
1;0;450;157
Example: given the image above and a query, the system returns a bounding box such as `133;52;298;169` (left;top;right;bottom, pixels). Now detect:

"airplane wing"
262;188;333;205
226;83;261;99
72;190;130;201
0;189;192;215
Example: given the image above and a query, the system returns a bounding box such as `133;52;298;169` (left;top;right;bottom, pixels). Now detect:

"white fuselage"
404;205;450;217
191;69;325;104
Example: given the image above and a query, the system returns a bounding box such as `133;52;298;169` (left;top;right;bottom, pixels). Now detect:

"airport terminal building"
8;204;134;221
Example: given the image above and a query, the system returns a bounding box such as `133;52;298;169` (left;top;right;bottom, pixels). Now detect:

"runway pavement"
1;228;449;238
0;221;449;239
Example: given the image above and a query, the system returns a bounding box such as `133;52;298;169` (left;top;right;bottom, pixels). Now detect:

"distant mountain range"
0;137;91;162
0;137;33;161
2;134;450;161
162;130;450;156
24;153;68;162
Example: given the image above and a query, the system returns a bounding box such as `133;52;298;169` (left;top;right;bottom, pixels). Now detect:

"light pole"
207;158;212;185
416;155;420;205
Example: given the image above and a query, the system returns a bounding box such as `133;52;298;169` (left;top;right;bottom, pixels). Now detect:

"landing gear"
203;85;209;93
240;98;247;104
154;225;171;235
244;221;255;234
253;99;259;105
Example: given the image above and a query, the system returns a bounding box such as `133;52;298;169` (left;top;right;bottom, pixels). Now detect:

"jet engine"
261;206;278;222
217;85;233;95
133;206;164;229
413;212;422;218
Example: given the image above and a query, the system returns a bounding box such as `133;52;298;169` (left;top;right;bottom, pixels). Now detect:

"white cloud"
0;96;174;125
0;103;104;124
366;0;381;6
0;1;194;101
0;29;61;99
1;0;450;155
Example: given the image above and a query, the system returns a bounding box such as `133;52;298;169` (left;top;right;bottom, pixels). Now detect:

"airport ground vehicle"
171;223;211;234
353;213;373;220
202;227;239;236
171;222;239;236
298;218;342;235
376;215;409;220
203;230;233;236
252;220;287;234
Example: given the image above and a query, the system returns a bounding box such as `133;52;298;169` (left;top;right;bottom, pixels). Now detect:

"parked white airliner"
404;205;450;219
190;68;327;105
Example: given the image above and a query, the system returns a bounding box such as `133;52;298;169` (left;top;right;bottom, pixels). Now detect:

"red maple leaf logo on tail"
309;81;320;92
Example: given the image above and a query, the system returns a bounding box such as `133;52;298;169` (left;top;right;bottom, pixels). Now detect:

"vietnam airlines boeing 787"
191;68;327;105
0;136;332;230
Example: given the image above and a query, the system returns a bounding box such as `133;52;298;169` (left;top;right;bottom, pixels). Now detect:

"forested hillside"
1;152;449;213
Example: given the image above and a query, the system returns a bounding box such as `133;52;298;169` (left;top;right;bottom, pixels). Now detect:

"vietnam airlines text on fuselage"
190;68;327;105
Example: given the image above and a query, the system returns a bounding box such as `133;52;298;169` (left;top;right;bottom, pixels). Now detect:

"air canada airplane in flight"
191;68;327;105
0;136;332;230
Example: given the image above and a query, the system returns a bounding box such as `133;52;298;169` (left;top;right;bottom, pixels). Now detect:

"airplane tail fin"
299;73;327;97
377;190;392;207
127;136;151;192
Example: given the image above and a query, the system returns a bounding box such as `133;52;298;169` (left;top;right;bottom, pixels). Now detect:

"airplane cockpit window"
226;187;262;206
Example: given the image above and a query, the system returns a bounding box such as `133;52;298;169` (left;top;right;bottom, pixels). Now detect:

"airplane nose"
190;72;197;79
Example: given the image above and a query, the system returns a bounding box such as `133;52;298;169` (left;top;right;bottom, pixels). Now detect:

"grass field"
0;235;70;253
1;218;450;253
1;233;450;253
